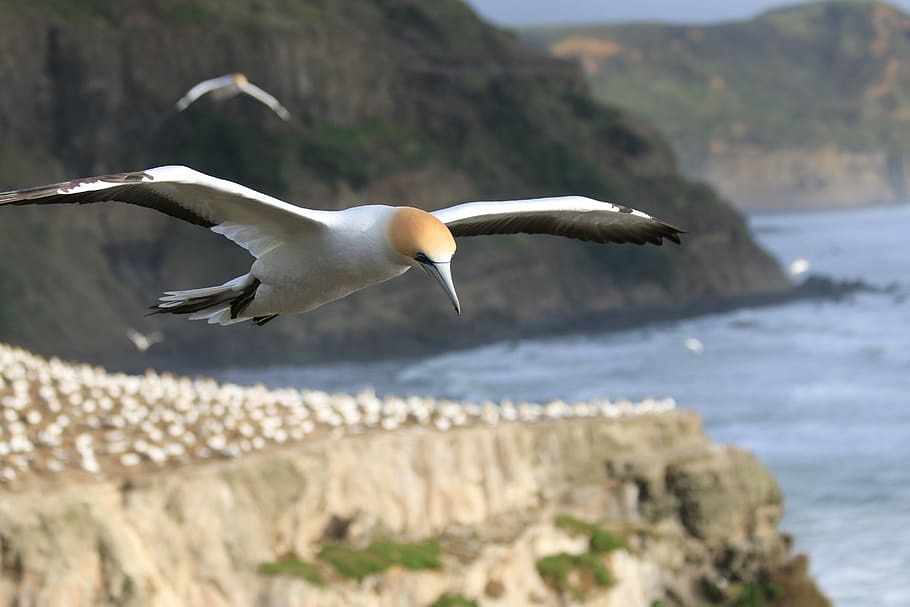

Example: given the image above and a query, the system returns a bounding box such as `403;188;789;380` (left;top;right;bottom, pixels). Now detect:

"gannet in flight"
788;258;810;277
683;337;704;354
175;73;291;121
126;329;164;352
0;166;683;326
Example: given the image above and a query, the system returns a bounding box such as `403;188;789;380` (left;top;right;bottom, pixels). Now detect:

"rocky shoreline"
0;343;829;606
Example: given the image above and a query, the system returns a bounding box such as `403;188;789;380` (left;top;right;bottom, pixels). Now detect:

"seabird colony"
0;342;675;486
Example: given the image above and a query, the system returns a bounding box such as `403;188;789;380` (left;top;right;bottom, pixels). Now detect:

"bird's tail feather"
150;274;263;325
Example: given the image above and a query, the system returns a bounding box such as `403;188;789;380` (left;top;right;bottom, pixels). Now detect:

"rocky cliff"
526;1;910;209
1;414;827;607
0;0;786;368
0;340;828;606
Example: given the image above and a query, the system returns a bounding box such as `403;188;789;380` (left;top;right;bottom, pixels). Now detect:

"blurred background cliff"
0;0;787;369
523;1;910;210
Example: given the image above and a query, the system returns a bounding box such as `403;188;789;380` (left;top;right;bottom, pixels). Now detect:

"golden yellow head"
389;207;460;313
233;73;249;86
389;207;456;262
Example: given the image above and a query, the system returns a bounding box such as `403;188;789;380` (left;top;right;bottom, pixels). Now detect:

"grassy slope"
525;1;910;159
0;0;785;366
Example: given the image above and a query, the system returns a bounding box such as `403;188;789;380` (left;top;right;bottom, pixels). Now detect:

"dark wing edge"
0;171;215;228
445;210;684;246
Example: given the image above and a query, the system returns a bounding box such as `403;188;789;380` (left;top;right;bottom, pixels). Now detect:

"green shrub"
537;553;574;585
428;594;478;607
318;544;387;580
318;539;443;580
589;528;627;554
257;558;323;585
553;514;628;554
576;553;615;587
369;539;443;570
730;581;782;607
536;552;614;598
554;514;597;536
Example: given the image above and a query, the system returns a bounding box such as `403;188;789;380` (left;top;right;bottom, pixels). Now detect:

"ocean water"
220;204;910;607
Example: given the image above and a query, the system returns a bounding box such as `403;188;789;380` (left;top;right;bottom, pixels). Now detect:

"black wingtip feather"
0;171;217;229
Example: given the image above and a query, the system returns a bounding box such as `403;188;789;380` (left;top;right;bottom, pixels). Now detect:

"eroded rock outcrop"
681;143;909;209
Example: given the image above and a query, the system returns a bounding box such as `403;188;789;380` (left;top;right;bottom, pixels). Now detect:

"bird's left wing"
175;74;236;111
0;166;331;258
238;81;292;121
432;196;682;246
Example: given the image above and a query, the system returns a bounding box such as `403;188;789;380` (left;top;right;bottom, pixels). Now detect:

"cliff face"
526;1;910;210
0;0;786;368
682;142;908;209
0;411;827;607
0;341;830;606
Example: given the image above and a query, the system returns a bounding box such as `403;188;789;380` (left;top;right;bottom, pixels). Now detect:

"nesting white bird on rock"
0;166;683;326
175;73;291;121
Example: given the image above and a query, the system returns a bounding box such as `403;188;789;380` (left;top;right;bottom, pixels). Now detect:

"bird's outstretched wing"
0;166;330;258
238;81;292;121
175;74;237;111
432;196;683;246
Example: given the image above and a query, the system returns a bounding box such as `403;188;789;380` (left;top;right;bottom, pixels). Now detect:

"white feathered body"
241;205;410;318
210;82;242;102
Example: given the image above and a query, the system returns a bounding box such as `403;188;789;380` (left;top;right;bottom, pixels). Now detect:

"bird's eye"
415;252;431;264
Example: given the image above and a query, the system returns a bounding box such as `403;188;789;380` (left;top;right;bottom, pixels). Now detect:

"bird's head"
389;207;460;314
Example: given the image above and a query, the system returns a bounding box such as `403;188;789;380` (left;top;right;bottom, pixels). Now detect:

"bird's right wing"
238;81;292;121
175;74;237;111
0;166;332;258
433;196;683;246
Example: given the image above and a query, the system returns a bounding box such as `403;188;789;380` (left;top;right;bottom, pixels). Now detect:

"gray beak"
421;261;461;315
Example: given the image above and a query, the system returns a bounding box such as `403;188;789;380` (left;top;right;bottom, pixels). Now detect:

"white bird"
125;329;164;352
788;257;811;277
175;73;291;121
683;337;704;354
0;166;683;326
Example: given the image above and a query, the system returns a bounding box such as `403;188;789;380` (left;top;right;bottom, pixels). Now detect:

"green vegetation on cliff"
258;558;324;585
318;539;443;580
257;538;443;584
534;514;626;600
428;595;479;607
536;552;615;598
553;513;630;553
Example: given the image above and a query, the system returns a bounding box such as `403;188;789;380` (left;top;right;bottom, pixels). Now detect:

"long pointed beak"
421;261;461;315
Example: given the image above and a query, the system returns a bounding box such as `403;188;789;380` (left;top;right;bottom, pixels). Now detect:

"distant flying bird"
788;258;811;277
126;329;164;352
683;337;704;354
0;166;682;327
175;73;291;121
